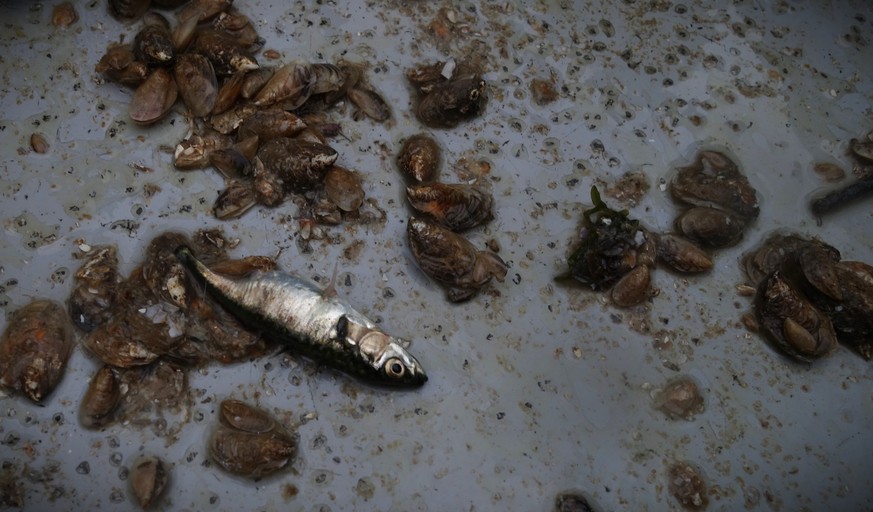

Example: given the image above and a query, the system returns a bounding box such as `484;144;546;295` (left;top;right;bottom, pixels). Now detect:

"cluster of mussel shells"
71;230;275;430
743;233;873;362
556;150;761;307
398;132;507;302
96;0;390;224
556;186;714;307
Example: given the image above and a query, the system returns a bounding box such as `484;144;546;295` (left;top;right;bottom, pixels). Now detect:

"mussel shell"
347;87;391;122
670;150;759;220
397;134;441;183
209;427;298;479
324;166;364;212
213;180;257;219
219;400;276;434
237;109;306;140
192;29;259;76
416;77;486;128
253;62;313;107
81;310;165;367
79;365;122;429
755;268;839;362
406;182;493;231
174;53;217;117
129;456;169;509
129;68;178;124
108;0;151;21
741;233;840;287
654;234;712;274
674;206;748;248
0;300;74;402
256;137;338;192
407;216;507;302
133;23;175;65
178;0;232;23
610;264;651;307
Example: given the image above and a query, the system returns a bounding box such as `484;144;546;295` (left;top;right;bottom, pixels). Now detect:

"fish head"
354;331;428;387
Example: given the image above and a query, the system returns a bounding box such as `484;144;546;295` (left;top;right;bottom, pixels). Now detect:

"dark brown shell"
755;268;839;362
803;260;873;360
178;0;232;23
174;53;218;117
347;87;390;122
610;264;651;307
407;216;507;302
397;134;440;183
192;29;258;76
81;310;166;367
406;182;493;231
79;365;122;429
0;300;73;402
742;234;840;287
133;22;175;65
416;78;486;128
256;137;338;192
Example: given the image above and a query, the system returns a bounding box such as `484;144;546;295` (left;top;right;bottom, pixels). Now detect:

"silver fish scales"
175;247;427;387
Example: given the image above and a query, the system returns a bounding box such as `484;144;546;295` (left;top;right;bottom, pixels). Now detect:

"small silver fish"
175;247;427;387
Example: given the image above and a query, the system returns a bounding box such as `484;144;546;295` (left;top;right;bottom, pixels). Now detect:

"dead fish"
175;247;427;386
0;300;74;402
406;182;493;231
407;216;508;302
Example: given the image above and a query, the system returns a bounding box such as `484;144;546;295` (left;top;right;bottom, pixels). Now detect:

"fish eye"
385;358;405;378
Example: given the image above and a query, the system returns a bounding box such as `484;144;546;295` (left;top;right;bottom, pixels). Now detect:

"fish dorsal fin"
322;261;339;299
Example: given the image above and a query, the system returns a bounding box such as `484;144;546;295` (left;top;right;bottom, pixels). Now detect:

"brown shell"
133;22;175;65
610;264;651;307
209;427;298;479
674;206;748;248
174;53;218;118
347;87;390;122
755;269;839;362
108;0;151;21
252;62;313;107
69;246;120;332
407;216;507;302
0;300;73;402
192;29;258;76
79;365;122;429
397;134;441;183
213;180;257;219
81;310;166;368
323;166;364;212
237;109;306;140
654;234;713;274
406;182;493;231
416;77;486;128
129;68;178;125
255;137;338;192
130;457;169;509
670;150;760;220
